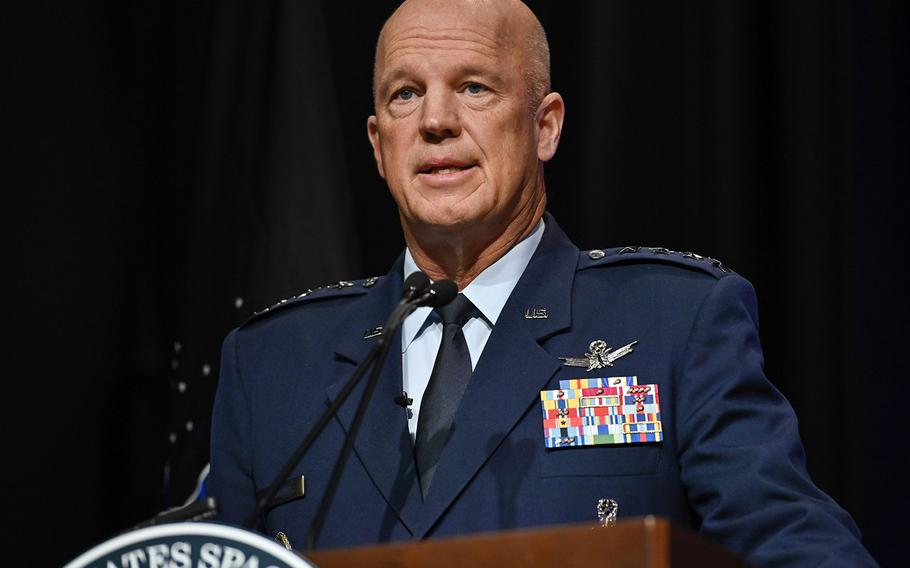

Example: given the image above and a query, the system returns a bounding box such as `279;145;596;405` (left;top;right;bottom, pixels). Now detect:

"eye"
466;83;486;95
393;89;416;102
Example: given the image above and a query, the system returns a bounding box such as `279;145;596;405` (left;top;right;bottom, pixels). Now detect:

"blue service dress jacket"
209;213;876;566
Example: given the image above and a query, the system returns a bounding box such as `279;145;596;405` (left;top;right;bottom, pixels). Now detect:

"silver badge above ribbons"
561;340;638;371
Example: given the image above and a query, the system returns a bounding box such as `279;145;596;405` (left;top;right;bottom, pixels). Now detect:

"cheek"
380;143;422;209
377;115;417;167
487;126;536;179
380;138;410;182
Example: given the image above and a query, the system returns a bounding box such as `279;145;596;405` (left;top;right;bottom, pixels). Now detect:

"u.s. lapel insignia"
560;340;638;371
524;307;549;319
362;326;383;339
540;376;662;448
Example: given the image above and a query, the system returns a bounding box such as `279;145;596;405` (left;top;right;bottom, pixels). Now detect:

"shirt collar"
401;218;546;349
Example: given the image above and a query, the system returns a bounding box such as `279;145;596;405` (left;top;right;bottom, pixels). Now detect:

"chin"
420;213;475;232
405;208;482;237
408;196;481;225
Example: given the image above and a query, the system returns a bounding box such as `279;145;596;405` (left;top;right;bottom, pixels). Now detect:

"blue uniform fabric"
209;213;875;566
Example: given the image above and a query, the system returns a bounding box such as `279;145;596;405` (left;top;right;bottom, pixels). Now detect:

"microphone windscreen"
403;271;431;295
423;279;458;307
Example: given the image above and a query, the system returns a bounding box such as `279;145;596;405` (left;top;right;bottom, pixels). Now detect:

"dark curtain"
5;1;906;565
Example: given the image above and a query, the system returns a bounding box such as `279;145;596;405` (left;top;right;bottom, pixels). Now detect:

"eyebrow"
377;68;415;97
459;66;506;85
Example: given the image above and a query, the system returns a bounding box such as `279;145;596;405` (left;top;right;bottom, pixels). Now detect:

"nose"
419;88;461;142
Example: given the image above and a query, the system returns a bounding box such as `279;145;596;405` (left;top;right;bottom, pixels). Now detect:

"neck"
403;193;546;290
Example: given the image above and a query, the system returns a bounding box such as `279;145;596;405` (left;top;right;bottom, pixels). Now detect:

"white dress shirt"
401;219;545;440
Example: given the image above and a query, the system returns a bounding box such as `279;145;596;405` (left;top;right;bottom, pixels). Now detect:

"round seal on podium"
64;522;316;568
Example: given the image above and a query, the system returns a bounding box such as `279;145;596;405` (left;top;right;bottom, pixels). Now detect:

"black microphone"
402;271;431;302
305;271;436;549
381;271;438;338
244;271;431;530
245;270;453;548
416;279;458;307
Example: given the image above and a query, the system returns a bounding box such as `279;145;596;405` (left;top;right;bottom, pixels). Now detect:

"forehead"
385;25;502;62
376;8;518;82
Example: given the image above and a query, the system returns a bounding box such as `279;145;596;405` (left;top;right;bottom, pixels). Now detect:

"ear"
367;115;386;178
535;92;565;162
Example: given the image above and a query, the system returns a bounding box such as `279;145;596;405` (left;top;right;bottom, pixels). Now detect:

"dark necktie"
415;293;480;498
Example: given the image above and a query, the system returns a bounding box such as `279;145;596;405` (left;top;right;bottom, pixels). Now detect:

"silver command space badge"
560;340;638;371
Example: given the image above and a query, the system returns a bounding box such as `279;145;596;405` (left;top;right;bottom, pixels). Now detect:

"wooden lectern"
310;517;750;568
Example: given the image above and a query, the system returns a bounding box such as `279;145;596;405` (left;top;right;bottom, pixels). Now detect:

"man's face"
368;7;544;240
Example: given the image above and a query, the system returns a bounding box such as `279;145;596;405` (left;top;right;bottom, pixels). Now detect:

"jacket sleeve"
676;275;877;567
208;328;258;527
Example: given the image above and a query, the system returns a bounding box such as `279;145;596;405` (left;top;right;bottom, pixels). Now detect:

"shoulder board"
240;276;381;328
578;246;734;279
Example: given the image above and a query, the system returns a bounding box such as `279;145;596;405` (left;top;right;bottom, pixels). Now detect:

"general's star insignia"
560;340;638;371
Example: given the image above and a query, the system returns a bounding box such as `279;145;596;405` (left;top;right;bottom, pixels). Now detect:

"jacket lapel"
324;259;425;534
412;215;578;537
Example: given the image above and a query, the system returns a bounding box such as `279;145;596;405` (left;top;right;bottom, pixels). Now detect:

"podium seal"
64;522;315;568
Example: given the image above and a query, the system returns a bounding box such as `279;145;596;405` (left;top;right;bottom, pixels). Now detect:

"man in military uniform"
209;1;876;565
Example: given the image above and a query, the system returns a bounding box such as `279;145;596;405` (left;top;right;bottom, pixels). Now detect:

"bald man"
209;1;876;565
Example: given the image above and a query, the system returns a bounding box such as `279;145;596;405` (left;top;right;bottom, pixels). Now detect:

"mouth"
417;162;476;175
415;161;478;185
420;165;473;175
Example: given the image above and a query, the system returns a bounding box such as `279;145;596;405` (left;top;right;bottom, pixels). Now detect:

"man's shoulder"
571;245;756;320
576;245;735;280
240;275;383;330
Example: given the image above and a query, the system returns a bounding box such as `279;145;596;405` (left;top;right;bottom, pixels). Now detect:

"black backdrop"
5;1;907;565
